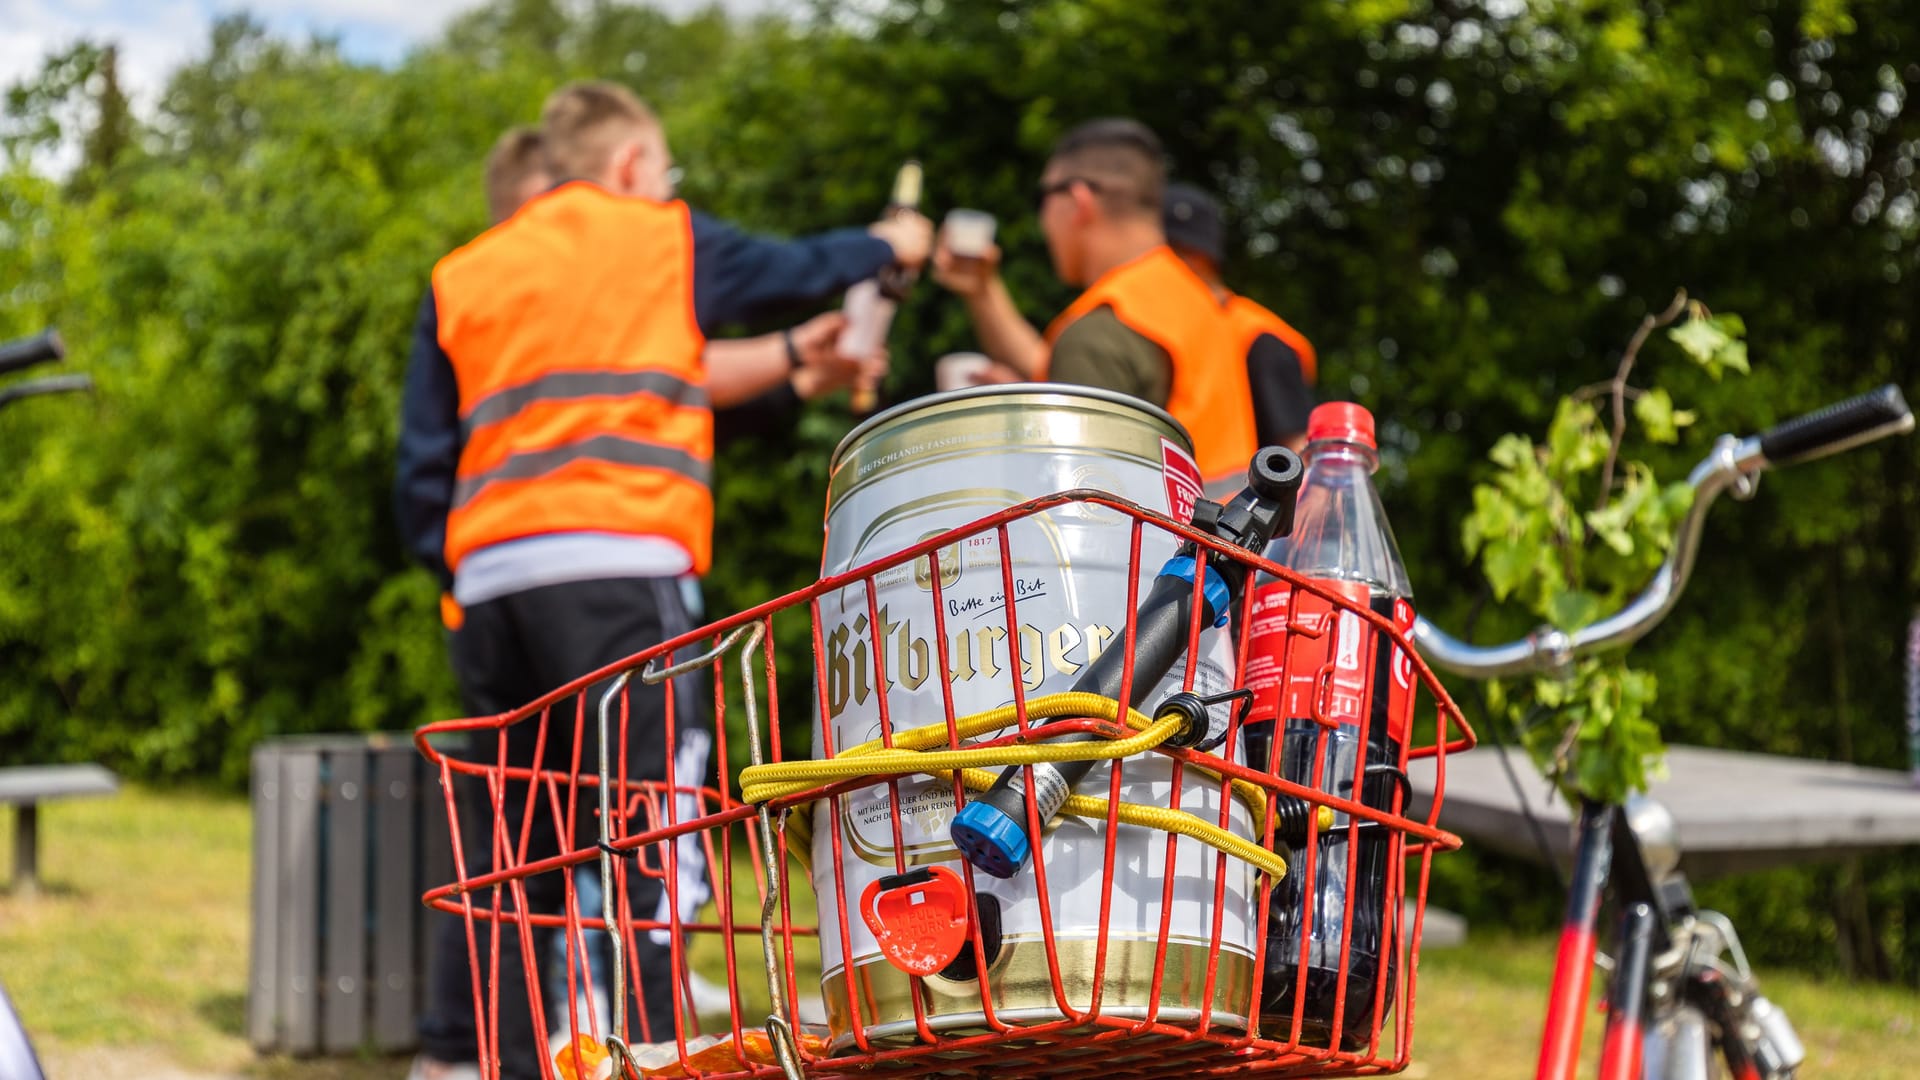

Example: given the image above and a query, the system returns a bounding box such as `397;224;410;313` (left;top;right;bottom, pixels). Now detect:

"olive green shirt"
1048;305;1173;409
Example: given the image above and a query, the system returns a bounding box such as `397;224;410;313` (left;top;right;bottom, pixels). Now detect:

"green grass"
3;787;1917;1078
0;786;401;1079
1408;932;1920;1079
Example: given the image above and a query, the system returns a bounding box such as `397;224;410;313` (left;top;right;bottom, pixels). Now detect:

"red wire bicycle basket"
417;490;1474;1080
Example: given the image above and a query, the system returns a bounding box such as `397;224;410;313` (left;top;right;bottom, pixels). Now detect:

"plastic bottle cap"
1306;401;1376;449
950;801;1029;879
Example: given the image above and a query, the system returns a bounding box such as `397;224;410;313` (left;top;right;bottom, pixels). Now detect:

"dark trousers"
419;576;707;1078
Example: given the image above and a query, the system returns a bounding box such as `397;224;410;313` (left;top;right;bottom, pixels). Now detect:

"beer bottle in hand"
842;160;923;414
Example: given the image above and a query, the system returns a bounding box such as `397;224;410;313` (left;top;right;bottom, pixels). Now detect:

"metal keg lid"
829;383;1195;475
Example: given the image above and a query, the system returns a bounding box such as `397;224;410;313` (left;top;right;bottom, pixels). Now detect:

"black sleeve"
394;289;461;590
1247;332;1316;447
713;381;803;449
689;210;895;332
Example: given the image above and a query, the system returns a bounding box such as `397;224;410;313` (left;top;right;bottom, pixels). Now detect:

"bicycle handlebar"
0;374;94;410
1758;383;1913;466
1415;384;1914;679
0;330;65;377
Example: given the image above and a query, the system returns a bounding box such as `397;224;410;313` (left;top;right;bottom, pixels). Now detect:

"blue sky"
2;1;773;110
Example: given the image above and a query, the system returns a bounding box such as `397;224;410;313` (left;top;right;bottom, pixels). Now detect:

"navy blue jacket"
396;207;893;588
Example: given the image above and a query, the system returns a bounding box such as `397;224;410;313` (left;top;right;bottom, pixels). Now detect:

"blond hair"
483;126;547;223
539;80;659;182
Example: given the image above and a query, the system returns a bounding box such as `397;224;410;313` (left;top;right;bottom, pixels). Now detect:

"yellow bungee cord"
741;692;1332;881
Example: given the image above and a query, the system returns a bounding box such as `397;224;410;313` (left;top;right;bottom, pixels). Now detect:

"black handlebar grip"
0;329;66;377
1759;384;1914;466
0;374;94;410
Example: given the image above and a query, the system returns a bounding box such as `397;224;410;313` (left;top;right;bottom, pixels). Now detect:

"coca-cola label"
1161;438;1203;524
1242;580;1295;720
1244;579;1414;744
1386;597;1417;748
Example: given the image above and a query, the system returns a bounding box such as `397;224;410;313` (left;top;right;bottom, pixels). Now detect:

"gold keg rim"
830;383;1195;475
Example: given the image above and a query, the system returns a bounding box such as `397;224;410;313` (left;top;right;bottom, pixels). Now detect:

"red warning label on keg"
1161;439;1204;523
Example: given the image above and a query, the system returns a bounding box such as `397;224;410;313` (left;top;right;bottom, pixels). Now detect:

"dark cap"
1163;182;1224;265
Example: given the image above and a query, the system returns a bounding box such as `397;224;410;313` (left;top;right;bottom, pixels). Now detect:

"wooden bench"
0;764;120;893
1408;744;1920;879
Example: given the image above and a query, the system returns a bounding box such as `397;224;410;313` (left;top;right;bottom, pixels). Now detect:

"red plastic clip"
860;866;970;977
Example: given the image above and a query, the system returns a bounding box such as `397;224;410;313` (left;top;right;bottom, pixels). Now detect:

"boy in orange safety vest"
396;82;929;1080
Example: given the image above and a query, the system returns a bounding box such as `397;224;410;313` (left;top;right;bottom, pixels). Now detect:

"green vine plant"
1461;290;1751;804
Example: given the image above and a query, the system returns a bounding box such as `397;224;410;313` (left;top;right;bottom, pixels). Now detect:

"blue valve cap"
950;801;1030;879
1160;555;1233;628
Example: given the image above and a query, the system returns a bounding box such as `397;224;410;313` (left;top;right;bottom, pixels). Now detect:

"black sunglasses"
1036;176;1103;212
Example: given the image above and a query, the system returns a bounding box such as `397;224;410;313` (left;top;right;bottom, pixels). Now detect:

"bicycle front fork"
1598;902;1659;1079
1536;800;1613;1080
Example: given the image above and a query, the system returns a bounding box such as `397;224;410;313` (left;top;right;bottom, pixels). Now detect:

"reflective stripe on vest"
460;369;708;437
451;433;711;509
432;182;713;573
1042;245;1257;487
1225;293;1317;385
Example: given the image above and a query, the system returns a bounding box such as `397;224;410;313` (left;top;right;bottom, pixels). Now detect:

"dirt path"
40;1044;244;1080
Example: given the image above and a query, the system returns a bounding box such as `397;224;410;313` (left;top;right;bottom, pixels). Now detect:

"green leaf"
1546;398;1608;478
1498;463;1554;506
1532;676;1573;709
1587;464;1658;557
1669;314;1750;380
1461;484;1516;558
1659;481;1695;518
1668;317;1731;366
1632;387;1694;444
1800;0;1859;38
1482;537;1536;601
1714;338;1750;375
1547;589;1604;631
1488;433;1535;471
1586;503;1636;555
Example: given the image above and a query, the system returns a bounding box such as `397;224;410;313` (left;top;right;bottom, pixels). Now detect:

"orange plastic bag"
641;1029;830;1077
555;1029;829;1079
553;1033;614;1080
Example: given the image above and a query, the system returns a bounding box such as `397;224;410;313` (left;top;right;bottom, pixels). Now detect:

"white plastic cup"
942;208;997;259
934;352;992;392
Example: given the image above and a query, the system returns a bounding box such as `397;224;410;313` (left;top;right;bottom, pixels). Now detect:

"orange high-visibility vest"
433;181;713;574
1224;293;1317;385
1043;246;1255;486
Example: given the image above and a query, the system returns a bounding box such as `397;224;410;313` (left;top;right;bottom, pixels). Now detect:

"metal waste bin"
246;733;455;1055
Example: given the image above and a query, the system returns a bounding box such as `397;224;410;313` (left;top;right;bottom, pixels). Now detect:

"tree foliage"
1;0;1915;977
1462;295;1751;804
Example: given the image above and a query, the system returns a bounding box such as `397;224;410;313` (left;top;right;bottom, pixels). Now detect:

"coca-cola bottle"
1242;401;1415;1046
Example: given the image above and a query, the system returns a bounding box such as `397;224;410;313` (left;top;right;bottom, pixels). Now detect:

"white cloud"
1;0;492;111
237;0;479;40
2;0;789;170
2;0;789;113
3;0;209;112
